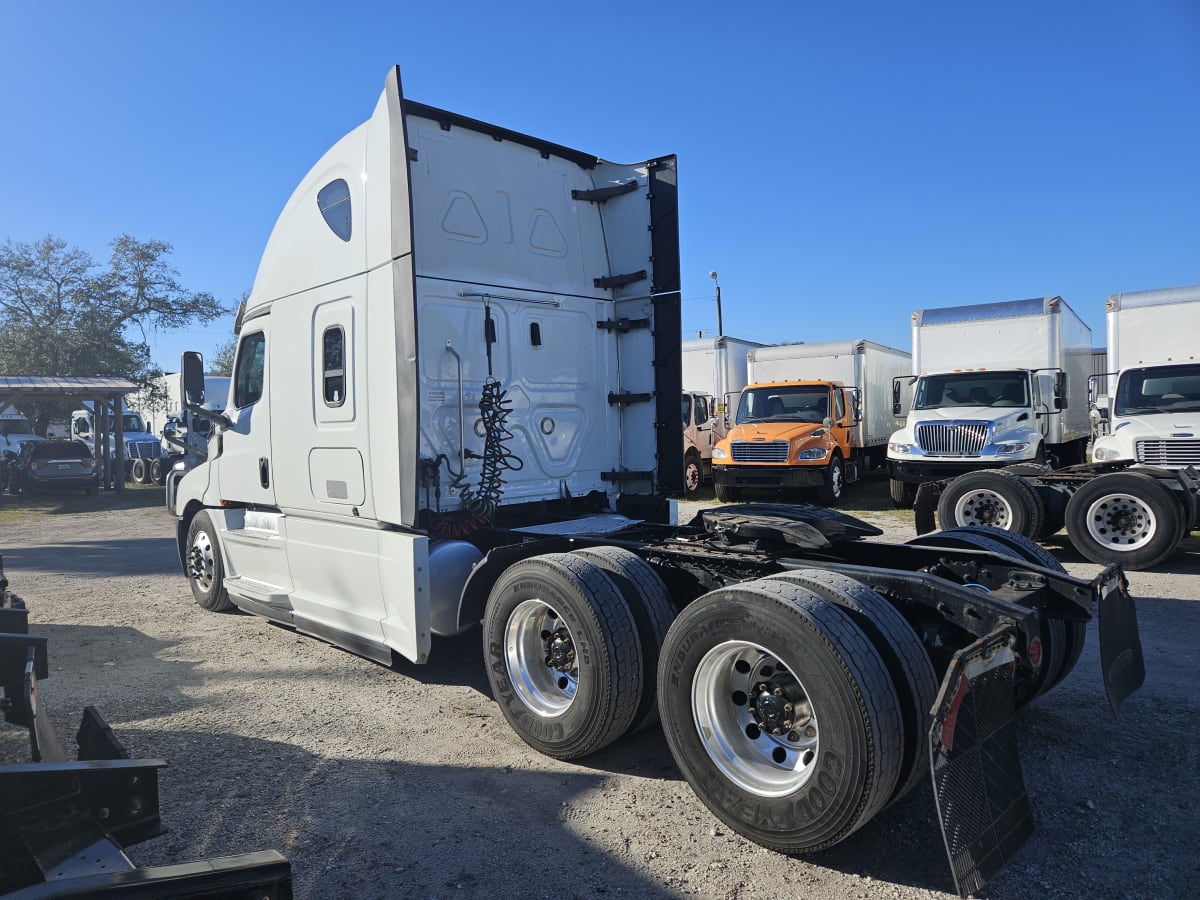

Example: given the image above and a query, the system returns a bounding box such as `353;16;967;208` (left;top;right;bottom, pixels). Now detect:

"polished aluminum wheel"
953;488;1014;529
504;599;578;717
691;640;818;797
1084;492;1157;551
188;529;216;591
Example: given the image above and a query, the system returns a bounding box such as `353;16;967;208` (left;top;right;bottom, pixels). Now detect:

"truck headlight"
888;442;916;454
1092;446;1126;461
712;446;728;460
796;447;828;460
994;442;1029;454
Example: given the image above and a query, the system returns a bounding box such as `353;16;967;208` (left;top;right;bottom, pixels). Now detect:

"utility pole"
708;270;723;336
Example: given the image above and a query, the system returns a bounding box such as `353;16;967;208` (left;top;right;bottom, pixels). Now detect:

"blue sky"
3;2;1198;370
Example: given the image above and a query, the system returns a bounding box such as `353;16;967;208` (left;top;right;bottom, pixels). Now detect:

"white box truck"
1092;284;1200;467
887;296;1092;505
165;66;1141;894
680;335;761;492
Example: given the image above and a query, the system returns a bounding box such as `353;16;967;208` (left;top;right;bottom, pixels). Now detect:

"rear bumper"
713;464;824;489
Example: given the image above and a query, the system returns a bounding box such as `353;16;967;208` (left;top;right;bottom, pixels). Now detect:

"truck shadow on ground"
1041;532;1200;576
5;537;180;576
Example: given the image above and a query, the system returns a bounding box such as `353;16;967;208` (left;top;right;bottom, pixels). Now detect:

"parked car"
11;441;99;497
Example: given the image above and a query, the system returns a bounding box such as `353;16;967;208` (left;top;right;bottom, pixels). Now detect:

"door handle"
259;457;270;489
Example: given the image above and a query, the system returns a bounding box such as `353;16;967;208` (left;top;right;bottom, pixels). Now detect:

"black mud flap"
1094;565;1145;715
930;627;1032;898
914;481;941;536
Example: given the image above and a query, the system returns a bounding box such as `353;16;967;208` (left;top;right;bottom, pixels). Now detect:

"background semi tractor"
887;296;1093;508
70;403;162;484
167;65;1142;895
710;340;911;504
931;285;1200;570
680;335;761;492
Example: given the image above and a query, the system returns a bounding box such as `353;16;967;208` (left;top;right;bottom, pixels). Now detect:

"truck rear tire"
483;553;642;760
1064;472;1183;571
929;525;1085;698
889;478;916;510
571;546;676;734
186;511;233;612
151;458;166;485
130;459;148;484
936;470;1044;539
656;579;903;852
815;454;844;506
763;569;935;803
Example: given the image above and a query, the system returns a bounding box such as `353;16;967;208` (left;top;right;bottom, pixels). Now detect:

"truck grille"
916;422;989;456
730;441;790;462
1136;439;1200;467
128;441;161;460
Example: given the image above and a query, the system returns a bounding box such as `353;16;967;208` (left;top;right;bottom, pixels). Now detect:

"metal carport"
0;376;140;494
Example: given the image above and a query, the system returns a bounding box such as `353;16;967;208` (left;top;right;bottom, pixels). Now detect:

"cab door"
218;320;275;506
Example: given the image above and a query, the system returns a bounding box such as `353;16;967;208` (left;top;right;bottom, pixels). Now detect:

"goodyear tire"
483;553;642;760
763;569;936;803
572;546;676;734
936;469;1044;539
1064;472;1182;571
657;579;903;852
186;510;233;612
815;454;845;506
889;478;917;510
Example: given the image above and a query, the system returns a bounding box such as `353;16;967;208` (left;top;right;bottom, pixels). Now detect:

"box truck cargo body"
680;336;762;491
1092;284;1200;467
888;296;1092;489
165;66;1141;894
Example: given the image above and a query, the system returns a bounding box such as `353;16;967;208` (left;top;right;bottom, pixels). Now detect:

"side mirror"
1054;370;1068;410
182;351;206;406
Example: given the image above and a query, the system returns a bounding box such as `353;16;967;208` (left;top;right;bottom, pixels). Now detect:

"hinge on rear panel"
407;146;419;161
601;470;654;482
571;180;639;204
594;270;647;290
608;391;653;406
596;317;650;334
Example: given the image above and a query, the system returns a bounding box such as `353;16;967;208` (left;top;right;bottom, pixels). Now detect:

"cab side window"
834;389;846;420
695;395;710;423
234;331;266;408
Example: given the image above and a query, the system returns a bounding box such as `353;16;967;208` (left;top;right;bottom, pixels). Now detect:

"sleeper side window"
323;326;346;407
234;331;266;408
318;179;352;242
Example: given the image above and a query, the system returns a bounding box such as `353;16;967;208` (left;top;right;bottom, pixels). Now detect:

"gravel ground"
2;484;1198;899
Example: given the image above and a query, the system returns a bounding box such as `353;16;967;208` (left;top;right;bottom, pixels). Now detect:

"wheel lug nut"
783;703;793;712
783;719;792;728
771;727;782;736
773;687;783;696
748;707;756;715
804;726;816;738
788;731;800;742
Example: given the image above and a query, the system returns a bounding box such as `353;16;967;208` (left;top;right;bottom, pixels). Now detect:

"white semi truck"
887;296;1093;507
680;335;761;492
70;404;163;484
166;66;1142;895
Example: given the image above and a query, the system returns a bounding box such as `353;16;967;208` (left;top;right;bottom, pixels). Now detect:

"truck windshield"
121;414;146;432
0;418;33;435
735;386;830;424
912;372;1028;410
1114;364;1200;416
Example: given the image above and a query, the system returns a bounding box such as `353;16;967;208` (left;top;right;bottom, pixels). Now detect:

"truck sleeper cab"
169;66;1141;896
711;380;858;504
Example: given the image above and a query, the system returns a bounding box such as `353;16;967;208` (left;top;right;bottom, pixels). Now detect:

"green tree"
209;337;238;376
0;234;228;432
